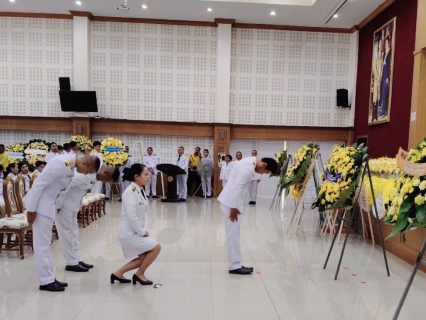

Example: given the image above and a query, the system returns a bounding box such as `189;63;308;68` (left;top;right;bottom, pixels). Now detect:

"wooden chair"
0;177;32;259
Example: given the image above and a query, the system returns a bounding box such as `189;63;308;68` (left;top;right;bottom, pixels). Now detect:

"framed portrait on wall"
368;17;396;126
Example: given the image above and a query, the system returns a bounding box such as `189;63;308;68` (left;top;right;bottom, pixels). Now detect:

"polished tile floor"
1;197;426;320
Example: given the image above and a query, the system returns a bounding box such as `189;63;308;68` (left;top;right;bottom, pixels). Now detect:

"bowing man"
55;160;120;272
217;156;277;275
24;154;101;292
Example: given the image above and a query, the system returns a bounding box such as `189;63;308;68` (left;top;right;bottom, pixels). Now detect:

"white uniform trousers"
221;204;243;270
222;180;228;188
33;214;56;285
177;174;187;199
145;172;157;196
201;177;212;196
105;182;111;198
55;208;81;266
92;181;103;194
248;180;259;202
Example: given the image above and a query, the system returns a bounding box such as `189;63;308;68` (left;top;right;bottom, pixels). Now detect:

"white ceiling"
0;0;387;28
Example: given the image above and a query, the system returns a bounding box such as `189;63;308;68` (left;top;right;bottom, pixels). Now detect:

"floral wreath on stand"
383;138;426;241
282;143;319;200
25;139;49;166
270;150;288;178
100;137;128;166
68;135;93;155
369;157;401;176
312;143;367;212
6;143;27;165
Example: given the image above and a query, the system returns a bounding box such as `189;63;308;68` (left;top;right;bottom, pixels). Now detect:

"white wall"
0;131;72;147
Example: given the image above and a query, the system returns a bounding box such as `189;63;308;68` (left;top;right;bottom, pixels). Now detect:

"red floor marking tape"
361;281;366;284
351;274;357;276
256;271;261;274
344;267;348;269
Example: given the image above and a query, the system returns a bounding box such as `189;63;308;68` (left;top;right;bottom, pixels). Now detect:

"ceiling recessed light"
333;14;338;18
207;8;212;12
142;4;148;9
9;0;16;3
75;1;82;5
270;11;276;16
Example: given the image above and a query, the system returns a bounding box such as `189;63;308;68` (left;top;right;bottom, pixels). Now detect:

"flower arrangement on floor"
383;138;426;240
25;139;49;165
312;144;367;212
270;150;288;177
282;143;319;199
68;135;93;154
100;137;128;166
369;157;400;175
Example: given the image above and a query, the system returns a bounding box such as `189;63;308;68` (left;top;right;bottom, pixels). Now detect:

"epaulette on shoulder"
65;160;73;167
132;186;136;192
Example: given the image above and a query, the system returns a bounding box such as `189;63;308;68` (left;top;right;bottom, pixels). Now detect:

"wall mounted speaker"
59;77;71;91
336;89;350;108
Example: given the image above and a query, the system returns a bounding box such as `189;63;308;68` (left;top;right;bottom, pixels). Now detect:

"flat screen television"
59;91;98;112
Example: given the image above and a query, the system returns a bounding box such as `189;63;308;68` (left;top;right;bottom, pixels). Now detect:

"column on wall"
215;20;234;123
213;124;231;195
408;0;426;148
71;11;92;91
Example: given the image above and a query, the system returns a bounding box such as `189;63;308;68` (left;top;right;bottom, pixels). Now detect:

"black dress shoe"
248;201;254;205
152;195;159;199
55;279;68;287
229;268;253;275
40;282;65;292
118;198;122;202
132;274;153;285
65;264;89;272
242;266;254;271
252;201;256;205
111;273;131;284
79;261;94;269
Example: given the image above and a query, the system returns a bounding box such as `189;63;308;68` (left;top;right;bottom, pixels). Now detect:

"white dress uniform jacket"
219;162;233;187
200;157;214;197
249;172;261;202
218;156;256;214
117;182;158;258
45;151;57;163
23;154;76;286
175;154;189;199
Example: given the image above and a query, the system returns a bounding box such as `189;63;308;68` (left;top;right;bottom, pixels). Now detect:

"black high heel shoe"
132;274;153;285
110;273;131;284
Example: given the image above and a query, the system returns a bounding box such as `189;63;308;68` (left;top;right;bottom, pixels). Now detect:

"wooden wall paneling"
213;124;231;196
233;23;353;33
71;117;91;138
0;12;72;19
230;125;353;142
91;119;214;138
0;116;73;133
357;0;397;30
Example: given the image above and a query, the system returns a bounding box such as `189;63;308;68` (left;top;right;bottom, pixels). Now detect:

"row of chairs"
0;174;106;259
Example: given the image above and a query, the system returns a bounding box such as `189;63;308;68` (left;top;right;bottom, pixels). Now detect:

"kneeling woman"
111;163;161;285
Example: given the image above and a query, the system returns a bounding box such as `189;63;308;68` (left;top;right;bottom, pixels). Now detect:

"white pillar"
73;16;91;91
216;23;232;123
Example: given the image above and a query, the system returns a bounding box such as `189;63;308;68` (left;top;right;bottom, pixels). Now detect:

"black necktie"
177;155;181;164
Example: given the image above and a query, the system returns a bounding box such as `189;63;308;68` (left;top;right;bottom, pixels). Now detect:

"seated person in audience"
57;145;64;154
6;163;19;181
18;162;31;193
45;142;58;162
63;143;71;154
220;155;233;187
32;161;46;178
69;141;78;154
111;164;161;285
0;144;8;167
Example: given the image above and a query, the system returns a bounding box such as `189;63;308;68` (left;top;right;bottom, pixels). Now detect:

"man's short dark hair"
63;143;70;150
147;147;153;151
0;164;3;171
262;157;278;174
95;157;101;173
112;167;121;183
50;142;57;148
93;141;101;147
204;149;209;153
0;144;4;148
58;145;63;151
35;161;44;168
70;141;77;148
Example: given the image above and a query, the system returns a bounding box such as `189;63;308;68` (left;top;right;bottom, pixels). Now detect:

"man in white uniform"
143;147;159;198
217;156;277;275
24;154;101;292
248;150;261;205
201;149;214;198
55;161;119;272
175;146;188;202
69;141;78;154
91;141;103;194
45;142;58;162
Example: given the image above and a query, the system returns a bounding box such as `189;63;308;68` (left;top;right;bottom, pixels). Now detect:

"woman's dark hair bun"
122;163;145;182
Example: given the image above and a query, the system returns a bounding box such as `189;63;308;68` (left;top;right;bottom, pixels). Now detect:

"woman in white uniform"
111;163;161;285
